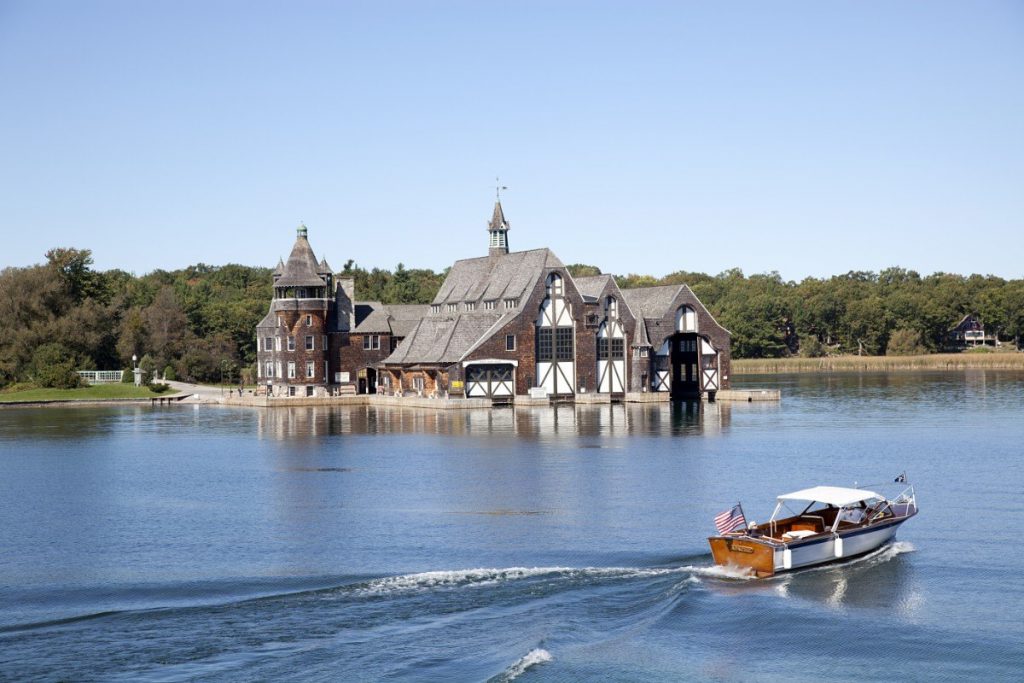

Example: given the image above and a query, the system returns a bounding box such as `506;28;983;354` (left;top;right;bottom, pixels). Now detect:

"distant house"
947;313;998;350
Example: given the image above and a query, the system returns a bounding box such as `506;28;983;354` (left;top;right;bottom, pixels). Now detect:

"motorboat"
708;482;917;577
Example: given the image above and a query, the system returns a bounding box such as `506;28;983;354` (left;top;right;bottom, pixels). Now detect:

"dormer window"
504;298;518;310
465;302;476;311
484;300;496;310
447;303;458;313
431;304;441;314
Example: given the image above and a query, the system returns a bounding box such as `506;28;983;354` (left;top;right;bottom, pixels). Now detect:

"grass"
0;384;177;403
732;352;1024;374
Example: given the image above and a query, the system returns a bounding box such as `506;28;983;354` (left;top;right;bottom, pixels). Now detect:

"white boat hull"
775;518;905;572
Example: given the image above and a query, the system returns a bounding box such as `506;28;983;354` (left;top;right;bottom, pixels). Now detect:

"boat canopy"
777;486;882;507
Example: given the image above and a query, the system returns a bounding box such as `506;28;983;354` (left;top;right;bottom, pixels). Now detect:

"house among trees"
947;313;999;350
255;203;731;402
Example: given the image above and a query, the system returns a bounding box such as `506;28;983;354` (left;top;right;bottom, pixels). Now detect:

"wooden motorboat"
708;483;917;577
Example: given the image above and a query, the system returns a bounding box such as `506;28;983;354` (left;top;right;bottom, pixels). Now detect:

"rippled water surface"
1;371;1022;681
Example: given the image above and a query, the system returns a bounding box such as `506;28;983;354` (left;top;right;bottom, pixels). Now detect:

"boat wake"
490;648;553;682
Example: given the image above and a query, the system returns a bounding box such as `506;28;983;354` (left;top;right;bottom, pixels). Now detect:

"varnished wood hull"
708;516;912;578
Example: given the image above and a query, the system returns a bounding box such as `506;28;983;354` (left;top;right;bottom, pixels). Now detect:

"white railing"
77;370;124;384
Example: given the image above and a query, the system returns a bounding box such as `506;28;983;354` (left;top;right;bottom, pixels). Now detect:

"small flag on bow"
894;471;907;483
714;503;747;534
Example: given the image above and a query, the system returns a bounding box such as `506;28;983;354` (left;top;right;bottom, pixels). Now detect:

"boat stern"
708;535;777;577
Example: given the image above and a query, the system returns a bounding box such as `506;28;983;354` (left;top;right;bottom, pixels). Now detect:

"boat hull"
708;517;910;577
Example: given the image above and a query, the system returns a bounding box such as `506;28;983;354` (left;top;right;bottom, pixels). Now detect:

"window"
640;348;649;358
298;288;307;299
306;386;314;397
305;335;314;350
263;337;272;352
287;362;296;378
305;314;312;326
465;302;476;311
322;335;328;350
288;386;296;397
306;361;315;378
537;328;553;361
264;361;274;378
506;334;516;351
362;334;381;350
447;303;458;313
484;300;496;310
546;273;563;296
504;298;517;310
606;296;618;318
275;361;282;378
679;339;696;353
555;327;574;361
431;304;441;314
676;305;697;333
275;336;281;352
597;337;609;360
287;336;295;351
413;376;425;392
611;338;625;359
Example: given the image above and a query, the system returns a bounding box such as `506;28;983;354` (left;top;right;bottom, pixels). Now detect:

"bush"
798;336;825;358
964;345;993;354
29;343;81;388
121;365;135;383
887;328;926;356
149;382;171;393
138;354;156;386
163;365;177;381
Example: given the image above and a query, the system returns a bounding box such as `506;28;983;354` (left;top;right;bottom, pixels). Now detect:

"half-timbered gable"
621;284;731;397
574;275;638;395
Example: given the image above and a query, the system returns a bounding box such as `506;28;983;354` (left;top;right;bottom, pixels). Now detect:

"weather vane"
495;177;508;201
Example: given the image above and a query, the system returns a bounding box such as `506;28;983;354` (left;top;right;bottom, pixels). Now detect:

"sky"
1;1;1022;281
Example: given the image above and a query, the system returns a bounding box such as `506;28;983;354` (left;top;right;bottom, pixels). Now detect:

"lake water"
1;371;1022;681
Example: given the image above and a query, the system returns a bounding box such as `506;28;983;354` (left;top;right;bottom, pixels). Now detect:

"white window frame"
305;335;314;350
431;304;441;314
287;336;295;351
504;298;517;309
484;300;496;310
264;361;274;378
263;337;272;351
306;361;315;378
447;303;458;313
465;302;476;311
275;336;281;352
287;361;296;378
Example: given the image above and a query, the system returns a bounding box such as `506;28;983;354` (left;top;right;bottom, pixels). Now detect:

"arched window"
546;273;563;297
605;296;617;319
676;305;697;333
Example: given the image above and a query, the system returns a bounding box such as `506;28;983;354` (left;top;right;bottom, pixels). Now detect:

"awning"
777;486;882;507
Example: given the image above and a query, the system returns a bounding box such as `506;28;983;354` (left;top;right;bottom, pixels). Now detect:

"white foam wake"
495;648;553;682
357;565;692;596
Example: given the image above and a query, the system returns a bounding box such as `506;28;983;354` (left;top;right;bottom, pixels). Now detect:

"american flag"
714;504;747;534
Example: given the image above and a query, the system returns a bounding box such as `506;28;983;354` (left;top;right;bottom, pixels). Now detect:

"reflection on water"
255;400;738;440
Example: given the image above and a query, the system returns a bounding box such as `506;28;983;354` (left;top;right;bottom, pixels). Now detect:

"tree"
566;263;602;277
46;247;97;303
29;343;81;388
887;328;926;356
143;286;188;368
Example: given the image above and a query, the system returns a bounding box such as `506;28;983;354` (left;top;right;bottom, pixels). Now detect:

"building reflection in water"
255;400;738;441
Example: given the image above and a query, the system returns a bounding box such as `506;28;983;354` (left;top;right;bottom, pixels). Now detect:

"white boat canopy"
777;486;882;507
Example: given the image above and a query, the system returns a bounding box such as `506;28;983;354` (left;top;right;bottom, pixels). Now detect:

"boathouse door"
670;333;700;398
465;364;515;399
700;339;719;392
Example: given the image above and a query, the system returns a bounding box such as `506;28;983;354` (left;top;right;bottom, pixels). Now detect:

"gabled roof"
432;248;563;305
574;274;613;302
353;302;431;335
276;227;329;288
621;284;686;320
383;311;507;366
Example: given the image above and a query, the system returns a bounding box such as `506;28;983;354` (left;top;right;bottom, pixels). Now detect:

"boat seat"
782;529;817;541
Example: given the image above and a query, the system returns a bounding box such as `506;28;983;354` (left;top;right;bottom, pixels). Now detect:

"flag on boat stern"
714;504;747;534
894;471;908;483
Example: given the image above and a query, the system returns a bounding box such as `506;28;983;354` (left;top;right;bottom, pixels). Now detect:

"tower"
487;200;510;256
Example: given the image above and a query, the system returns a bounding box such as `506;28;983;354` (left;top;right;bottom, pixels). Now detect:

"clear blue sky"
1;1;1021;280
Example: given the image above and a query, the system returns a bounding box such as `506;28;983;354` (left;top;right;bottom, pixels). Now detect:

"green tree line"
1;248;1021;390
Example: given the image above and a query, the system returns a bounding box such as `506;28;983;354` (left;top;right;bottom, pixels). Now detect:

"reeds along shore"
732;352;1024;374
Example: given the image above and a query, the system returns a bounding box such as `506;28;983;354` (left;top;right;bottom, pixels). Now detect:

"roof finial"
495;177;507;202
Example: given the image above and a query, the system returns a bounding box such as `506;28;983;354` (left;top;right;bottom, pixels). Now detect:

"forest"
1;247;1021;389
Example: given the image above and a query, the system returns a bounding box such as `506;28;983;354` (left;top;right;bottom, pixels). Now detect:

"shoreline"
732;352;1024;374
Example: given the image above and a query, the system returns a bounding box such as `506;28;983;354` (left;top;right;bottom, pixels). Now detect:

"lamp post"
132;354;141;387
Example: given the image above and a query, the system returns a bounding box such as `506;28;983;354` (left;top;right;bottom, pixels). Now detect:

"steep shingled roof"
573;274;612;302
432;248;563;305
275;227;329;288
383;311;509;365
620;285;686;320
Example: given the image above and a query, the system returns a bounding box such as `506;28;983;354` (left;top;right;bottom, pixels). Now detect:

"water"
1;371;1022;681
